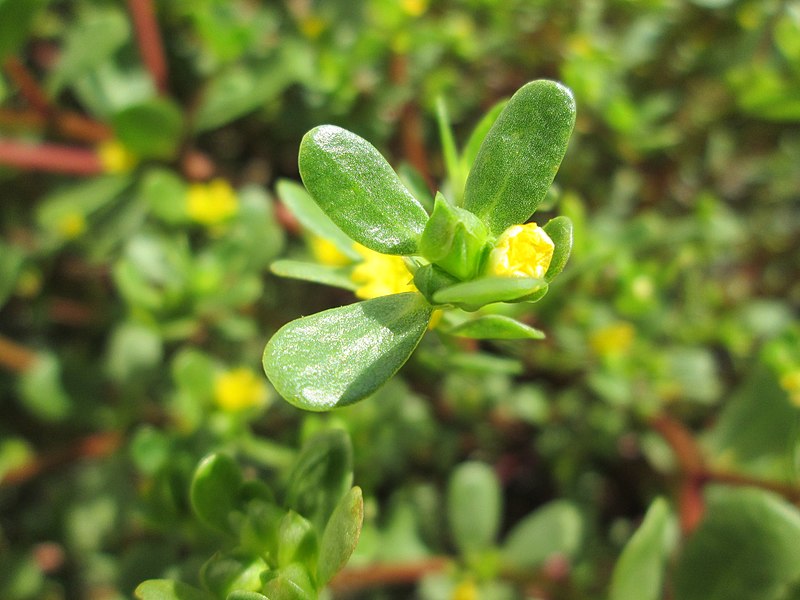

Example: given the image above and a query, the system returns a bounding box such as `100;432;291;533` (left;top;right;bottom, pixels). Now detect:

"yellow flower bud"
186;178;239;226
451;579;478;600
487;223;554;279
57;213;87;239
309;236;351;267
350;244;417;300
97;140;138;173
589;322;635;357
214;367;269;412
780;370;800;408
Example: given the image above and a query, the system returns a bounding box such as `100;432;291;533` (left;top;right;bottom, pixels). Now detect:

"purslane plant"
264;80;576;411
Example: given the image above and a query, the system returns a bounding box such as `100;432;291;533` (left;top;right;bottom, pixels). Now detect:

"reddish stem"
0;334;38;373
0;140;103;175
3;57;51;114
126;0;168;94
329;558;450;593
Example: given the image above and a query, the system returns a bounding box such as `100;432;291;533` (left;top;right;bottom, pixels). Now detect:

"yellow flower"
589;322;635;357
451;579;478;600
309;236;351;267
214;367;269;412
97;140;138;173
780;370;800;408
299;15;326;39
351;244;416;300
186;178;239;226
57;213;87;239
401;0;428;17
487;223;554;279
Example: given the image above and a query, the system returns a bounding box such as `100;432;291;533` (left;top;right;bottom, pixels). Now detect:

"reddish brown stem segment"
3;57;51;114
0;140;103;175
329;558;450;593
0;334;38;373
126;0;168;94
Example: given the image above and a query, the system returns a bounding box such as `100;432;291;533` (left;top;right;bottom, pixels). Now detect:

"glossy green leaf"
0;0;48;60
463;80;576;235
135;579;214;600
284;429;352;533
674;487;800;600
318;486;364;584
190;453;243;534
277;512;318;568
609;498;675;600
200;554;265;598
446;315;545;340
227;592;269;600
299;125;428;255
112;98;183;159
447;462;501;555
276;179;360;260
47;8;130;93
501;500;583;570
462;100;507;174
261;564;315;600
270;260;357;291
543;216;573;281
433;277;547;308
264;293;433;410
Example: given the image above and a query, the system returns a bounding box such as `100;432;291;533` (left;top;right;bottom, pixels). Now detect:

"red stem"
329;557;450;593
0;140;103;175
3;57;51;114
126;0;168;94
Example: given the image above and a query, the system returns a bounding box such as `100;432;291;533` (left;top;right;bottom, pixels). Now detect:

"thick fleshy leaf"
264;293;432;410
270;260;357;291
190;453;243;534
501;500;583;570
446;315;545;340
543;216;573;281
134;579;214;600
463;80;576;235
609;498;675;600
275;179;359;260
447;462;501;556
298;125;428;255
318;487;364;584
674;487;800;600
433;277;547;308
462;100;507;173
112;98;183;159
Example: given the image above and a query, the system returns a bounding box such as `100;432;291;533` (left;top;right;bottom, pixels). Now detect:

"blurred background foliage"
0;0;799;598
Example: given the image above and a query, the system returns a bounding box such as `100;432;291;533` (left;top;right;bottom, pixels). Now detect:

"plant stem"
329;557;450;593
0;140;103;175
126;0;169;94
0;334;38;373
3;57;50;114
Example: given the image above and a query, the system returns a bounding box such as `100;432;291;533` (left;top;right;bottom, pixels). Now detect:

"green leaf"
463;80;576;235
446;315;545;340
447;462;501;556
436;96;466;202
276;179;360;260
190;453;243;534
140;169;189;224
270;260;357;291
17;353;71;421
200;554;265;598
47;7;130;94
261;564;315;600
318;487;364;584
462;100;507;173
609;498;675;600
542;216;573;281
433;277;547;309
112;98;184;159
0;0;48;60
135;579;214;600
0;241;24;308
285;430;352;529
501;500;583;570
277;511;318;568
227;593;270;600
263;293;433;410
674;487;800;600
298;125;428;255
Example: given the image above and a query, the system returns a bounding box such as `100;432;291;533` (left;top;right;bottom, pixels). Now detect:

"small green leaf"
446;315;545;340
0;0;48;60
464;80;576;235
0;241;24;309
200;554;265;598
318;487;364;585
261;564;315;600
139;169;189;224
277;512;318;568
433;277;547;309
227;592;270;600
674;487;800;600
462;100;507;173
436;96;466;202
543;216;573;281
501;500;583;570
609;498;675;600
299;125;428;255
276;179;359;260
270;260;357;291
190;453;243;534
264;293;433;410
135;579;214;600
285;430;352;529
112;98;184;159
18;353;71;421
447;462;501;556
